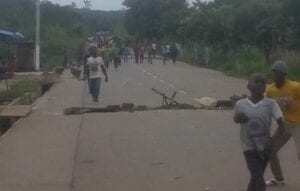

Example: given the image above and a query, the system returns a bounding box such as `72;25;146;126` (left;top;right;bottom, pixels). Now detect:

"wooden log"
122;103;135;111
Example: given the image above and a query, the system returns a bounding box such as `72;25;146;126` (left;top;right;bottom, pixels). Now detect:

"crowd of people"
82;38;182;103
82;36;299;191
132;42;180;65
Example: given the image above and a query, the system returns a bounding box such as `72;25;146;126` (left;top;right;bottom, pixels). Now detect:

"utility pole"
35;0;40;71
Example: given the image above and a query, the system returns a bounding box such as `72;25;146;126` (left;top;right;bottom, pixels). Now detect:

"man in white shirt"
151;43;157;58
87;46;108;102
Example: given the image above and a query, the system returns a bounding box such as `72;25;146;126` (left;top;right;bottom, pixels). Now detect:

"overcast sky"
48;0;199;11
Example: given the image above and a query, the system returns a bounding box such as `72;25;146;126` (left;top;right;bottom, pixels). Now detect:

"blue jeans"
89;78;101;100
244;150;269;191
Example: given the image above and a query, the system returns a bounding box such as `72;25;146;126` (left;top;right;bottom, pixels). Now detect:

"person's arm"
264;101;285;152
233;101;248;124
271;100;285;139
265;117;285;152
274;117;285;136
86;57;91;67
100;58;108;82
264;85;270;98
233;112;248;124
101;65;108;82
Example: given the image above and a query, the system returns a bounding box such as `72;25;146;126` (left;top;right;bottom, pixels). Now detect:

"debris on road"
195;97;217;107
152;88;179;106
64;89;244;115
195;94;247;109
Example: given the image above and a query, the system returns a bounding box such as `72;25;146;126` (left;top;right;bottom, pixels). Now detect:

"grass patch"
182;46;300;80
212;47;267;77
288;57;300;80
0;80;40;104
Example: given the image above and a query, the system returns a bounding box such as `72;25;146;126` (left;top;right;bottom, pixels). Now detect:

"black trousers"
244;150;269;191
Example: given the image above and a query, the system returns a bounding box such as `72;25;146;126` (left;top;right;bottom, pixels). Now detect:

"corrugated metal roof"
0;29;14;37
0;29;24;41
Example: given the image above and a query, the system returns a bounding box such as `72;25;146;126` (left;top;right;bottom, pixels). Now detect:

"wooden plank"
0;105;32;117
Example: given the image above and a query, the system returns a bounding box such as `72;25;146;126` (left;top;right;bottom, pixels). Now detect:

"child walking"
233;74;285;191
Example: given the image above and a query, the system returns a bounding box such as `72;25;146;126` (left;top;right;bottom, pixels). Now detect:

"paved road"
75;60;300;191
0;59;299;191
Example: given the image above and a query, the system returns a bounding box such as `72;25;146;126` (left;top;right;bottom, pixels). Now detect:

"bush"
182;45;271;77
182;44;300;81
0;80;40;104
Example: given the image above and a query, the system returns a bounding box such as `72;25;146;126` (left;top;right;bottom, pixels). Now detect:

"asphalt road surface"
74;59;300;191
0;59;299;191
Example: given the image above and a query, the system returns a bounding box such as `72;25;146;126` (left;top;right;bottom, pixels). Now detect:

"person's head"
271;60;288;87
247;73;267;98
88;45;97;58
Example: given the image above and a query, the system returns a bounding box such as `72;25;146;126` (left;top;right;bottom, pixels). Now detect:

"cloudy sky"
48;0;198;11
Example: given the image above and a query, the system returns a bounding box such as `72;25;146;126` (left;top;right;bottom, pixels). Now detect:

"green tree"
0;0;124;70
83;0;92;9
123;0;188;41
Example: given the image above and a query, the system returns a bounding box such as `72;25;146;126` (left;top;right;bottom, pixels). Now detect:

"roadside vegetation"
0;80;40;104
0;0;299;79
0;0;124;70
123;0;300;80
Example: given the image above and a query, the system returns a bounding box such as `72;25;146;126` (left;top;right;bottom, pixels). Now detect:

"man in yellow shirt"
264;60;300;186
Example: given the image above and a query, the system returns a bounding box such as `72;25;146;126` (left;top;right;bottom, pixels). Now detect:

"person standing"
170;43;178;63
87;46;108;102
112;46;121;69
123;45;130;64
133;44;140;64
83;53;90;80
264;60;300;186
162;45;170;64
139;45;145;64
0;56;6;78
102;47;111;69
234;74;285;191
7;56;17;77
151;43;157;59
147;45;152;64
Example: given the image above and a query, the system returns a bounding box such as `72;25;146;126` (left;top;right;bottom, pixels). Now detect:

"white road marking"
142;69;146;72
169;84;175;88
153;76;157;79
160;80;165;83
179;90;187;95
